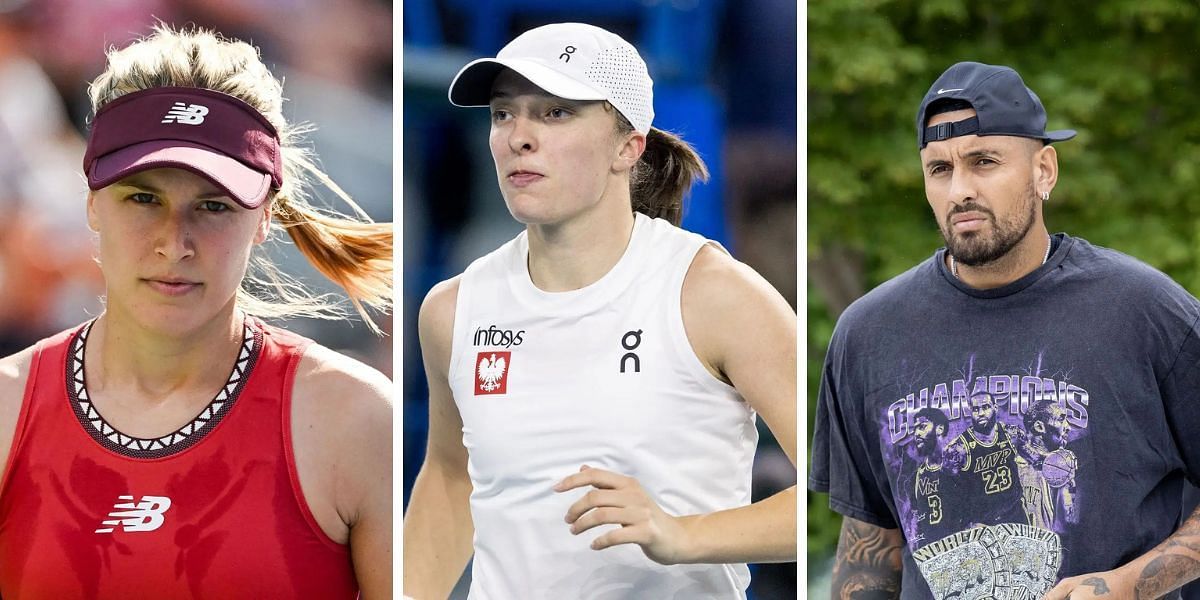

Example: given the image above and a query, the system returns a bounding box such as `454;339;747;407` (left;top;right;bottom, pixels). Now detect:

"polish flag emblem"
475;351;511;395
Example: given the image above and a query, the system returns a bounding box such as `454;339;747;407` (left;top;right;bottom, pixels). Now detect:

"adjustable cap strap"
922;116;980;146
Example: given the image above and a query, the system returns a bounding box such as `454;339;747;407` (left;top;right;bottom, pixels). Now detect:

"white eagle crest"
477;353;507;392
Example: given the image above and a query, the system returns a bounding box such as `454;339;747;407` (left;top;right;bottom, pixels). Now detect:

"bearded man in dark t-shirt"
810;61;1200;600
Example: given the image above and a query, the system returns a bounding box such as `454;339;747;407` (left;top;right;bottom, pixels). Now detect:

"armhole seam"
0;340;45;499
448;274;472;389
671;240;741;396
282;340;350;552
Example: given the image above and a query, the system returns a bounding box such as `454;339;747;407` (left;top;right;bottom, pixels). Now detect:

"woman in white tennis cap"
405;22;796;599
0;26;391;598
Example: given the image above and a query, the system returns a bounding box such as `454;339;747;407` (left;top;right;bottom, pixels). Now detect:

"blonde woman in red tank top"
0;26;392;598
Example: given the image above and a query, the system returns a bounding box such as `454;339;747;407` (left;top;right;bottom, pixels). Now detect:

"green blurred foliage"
807;0;1200;571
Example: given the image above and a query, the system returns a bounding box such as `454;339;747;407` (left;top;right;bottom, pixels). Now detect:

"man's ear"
1033;142;1059;200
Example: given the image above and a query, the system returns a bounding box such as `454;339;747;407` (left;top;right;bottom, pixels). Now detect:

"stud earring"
1041;191;1050;201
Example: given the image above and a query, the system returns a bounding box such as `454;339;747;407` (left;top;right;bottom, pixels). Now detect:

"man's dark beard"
973;415;995;434
1045;428;1067;451
916;438;940;459
942;184;1038;267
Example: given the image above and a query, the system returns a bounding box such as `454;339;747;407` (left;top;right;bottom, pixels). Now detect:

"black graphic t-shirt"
810;234;1200;600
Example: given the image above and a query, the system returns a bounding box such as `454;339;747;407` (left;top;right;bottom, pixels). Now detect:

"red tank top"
0;319;358;599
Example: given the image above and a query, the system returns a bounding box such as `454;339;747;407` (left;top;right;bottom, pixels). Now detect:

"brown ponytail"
609;104;709;226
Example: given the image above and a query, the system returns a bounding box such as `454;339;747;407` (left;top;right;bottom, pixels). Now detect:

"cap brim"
87;141;272;209
448;58;607;107
1045;129;1077;143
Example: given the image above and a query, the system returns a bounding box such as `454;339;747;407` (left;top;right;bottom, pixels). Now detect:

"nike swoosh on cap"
937;88;965;94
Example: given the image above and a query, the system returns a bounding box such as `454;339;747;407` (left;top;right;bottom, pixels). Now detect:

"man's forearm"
1048;502;1200;600
1119;503;1200;599
402;464;475;599
831;517;903;600
676;486;797;564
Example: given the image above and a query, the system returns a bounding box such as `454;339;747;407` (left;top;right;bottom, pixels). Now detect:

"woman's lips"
145;279;200;296
508;172;544;187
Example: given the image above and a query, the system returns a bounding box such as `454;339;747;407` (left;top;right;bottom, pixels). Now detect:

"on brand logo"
161;102;209;125
559;45;576;62
620;329;642;373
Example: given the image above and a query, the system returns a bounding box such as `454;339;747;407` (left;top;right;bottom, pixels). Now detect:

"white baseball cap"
448;22;655;134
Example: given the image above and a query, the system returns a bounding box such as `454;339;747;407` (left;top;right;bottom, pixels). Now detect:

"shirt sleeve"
1160;310;1200;487
808;324;899;529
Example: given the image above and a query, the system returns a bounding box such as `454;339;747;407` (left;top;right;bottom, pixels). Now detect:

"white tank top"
449;213;759;599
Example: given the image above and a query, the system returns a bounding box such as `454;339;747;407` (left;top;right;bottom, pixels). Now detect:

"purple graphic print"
879;353;1089;600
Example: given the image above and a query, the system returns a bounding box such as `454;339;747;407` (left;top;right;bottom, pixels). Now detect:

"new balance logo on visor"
95;495;172;533
161;102;209;125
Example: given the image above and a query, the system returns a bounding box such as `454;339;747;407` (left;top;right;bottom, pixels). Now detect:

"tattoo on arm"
1133;505;1200;599
1135;554;1197;600
1079;576;1109;595
831;518;903;600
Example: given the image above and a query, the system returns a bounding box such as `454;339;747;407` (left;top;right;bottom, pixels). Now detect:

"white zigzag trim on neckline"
68;319;260;455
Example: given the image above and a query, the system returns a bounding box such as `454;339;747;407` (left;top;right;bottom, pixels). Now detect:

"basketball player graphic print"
1014;399;1079;530
880;355;1089;600
906;407;956;544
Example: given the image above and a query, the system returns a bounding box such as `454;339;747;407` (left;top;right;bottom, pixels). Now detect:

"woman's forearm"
402;462;475;599
676;486;797;564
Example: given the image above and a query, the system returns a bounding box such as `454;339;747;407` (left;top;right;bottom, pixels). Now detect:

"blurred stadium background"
0;0;392;371
809;0;1200;595
403;0;797;597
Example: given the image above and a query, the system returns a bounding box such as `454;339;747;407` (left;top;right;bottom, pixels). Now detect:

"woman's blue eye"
129;192;157;204
201;200;231;212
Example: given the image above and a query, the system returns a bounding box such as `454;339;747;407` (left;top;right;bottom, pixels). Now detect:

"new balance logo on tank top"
450;214;758;599
0;318;357;599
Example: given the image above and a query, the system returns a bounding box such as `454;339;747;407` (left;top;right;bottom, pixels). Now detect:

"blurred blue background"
402;0;797;597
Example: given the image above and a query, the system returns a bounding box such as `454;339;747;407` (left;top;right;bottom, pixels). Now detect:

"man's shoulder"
1066;236;1176;282
1064;236;1195;302
837;257;937;331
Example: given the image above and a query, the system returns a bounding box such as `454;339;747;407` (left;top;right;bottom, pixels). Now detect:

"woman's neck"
525;193;637;292
86;301;244;404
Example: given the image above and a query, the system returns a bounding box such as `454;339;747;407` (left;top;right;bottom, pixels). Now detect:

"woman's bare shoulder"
289;342;392;534
0;345;37;480
293;343;392;416
0;346;35;405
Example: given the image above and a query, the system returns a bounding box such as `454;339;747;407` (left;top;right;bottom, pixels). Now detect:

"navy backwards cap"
916;61;1076;148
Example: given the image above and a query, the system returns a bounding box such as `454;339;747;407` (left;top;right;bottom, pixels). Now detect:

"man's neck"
973;424;999;444
950;228;1053;290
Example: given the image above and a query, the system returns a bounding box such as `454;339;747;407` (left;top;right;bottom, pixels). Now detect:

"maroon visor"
83;87;283;209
